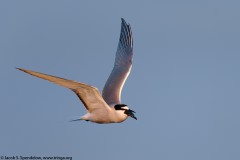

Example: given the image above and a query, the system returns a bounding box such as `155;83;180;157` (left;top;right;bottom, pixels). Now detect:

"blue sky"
1;1;240;160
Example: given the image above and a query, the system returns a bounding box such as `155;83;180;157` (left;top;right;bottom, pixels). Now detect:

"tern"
17;18;136;124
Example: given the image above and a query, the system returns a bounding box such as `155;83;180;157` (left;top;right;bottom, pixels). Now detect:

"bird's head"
114;104;137;120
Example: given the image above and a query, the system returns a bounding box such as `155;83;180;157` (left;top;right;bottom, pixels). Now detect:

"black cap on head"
114;104;127;110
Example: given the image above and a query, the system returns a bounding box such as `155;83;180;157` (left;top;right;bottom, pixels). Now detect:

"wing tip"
119;18;133;49
121;18;127;24
16;67;34;75
121;18;130;28
16;67;26;72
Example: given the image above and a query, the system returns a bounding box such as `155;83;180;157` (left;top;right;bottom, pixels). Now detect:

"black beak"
125;109;137;120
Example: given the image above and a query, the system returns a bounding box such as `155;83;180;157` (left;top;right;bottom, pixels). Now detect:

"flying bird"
17;18;136;124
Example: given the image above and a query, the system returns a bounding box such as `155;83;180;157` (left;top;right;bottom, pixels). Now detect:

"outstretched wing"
102;18;133;105
17;68;110;113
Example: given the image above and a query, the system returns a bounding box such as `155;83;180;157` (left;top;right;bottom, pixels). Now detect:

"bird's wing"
102;18;133;105
17;68;110;113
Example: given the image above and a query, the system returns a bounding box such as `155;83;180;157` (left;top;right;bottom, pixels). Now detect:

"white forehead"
121;106;129;110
